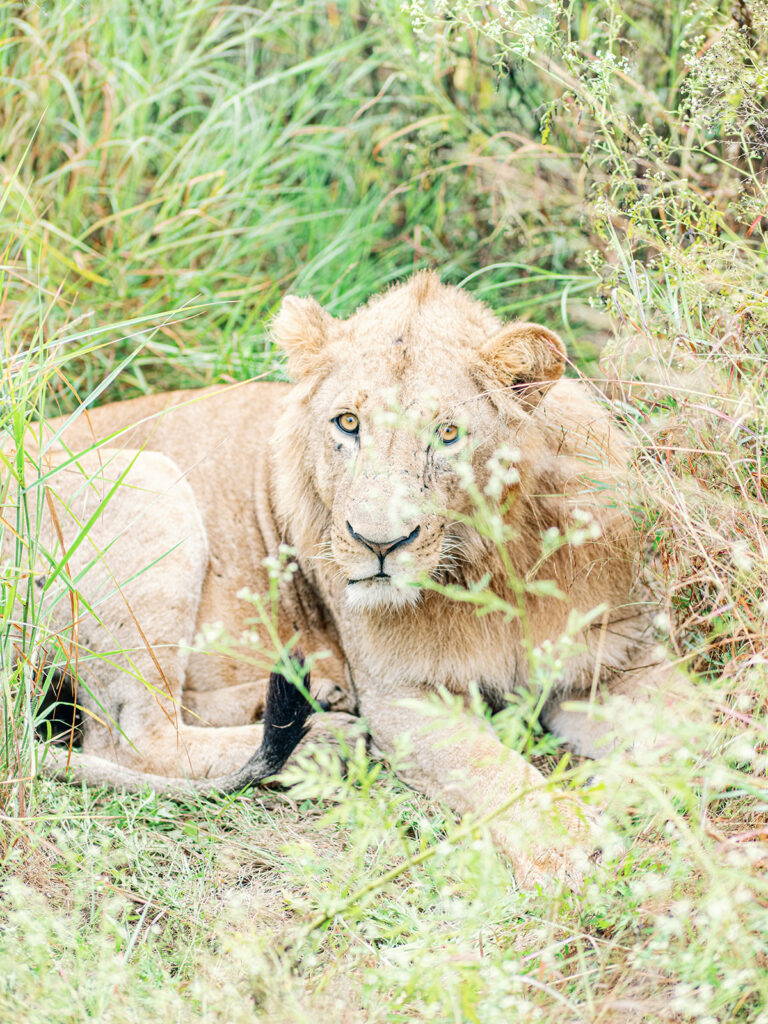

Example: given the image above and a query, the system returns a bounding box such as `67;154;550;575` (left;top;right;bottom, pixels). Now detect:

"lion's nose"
346;521;420;561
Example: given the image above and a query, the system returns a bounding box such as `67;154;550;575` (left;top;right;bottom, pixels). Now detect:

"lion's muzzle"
345;521;420;582
330;461;443;611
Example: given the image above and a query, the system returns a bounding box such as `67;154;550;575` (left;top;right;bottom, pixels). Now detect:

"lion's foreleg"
359;686;596;891
540;653;703;760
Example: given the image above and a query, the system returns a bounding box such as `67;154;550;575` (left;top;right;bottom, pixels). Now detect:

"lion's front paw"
508;843;598;892
493;799;601;892
310;677;357;714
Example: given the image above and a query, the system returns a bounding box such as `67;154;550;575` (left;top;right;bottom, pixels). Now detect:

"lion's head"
271;272;572;614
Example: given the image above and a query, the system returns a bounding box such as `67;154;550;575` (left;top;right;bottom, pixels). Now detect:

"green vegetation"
1;0;767;1020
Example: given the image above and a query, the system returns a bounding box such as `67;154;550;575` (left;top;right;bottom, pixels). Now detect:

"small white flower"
652;612;671;633
732;542;754;572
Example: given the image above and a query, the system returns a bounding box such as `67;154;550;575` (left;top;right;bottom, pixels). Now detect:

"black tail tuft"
212;651;315;794
258;651;313;777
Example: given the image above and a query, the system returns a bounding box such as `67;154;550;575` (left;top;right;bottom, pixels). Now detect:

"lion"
5;272;692;887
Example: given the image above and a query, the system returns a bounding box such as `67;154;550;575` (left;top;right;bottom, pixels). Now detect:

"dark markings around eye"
423;444;436;490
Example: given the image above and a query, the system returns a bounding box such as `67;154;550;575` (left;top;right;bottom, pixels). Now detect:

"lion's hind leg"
29;446;251;783
27;446;339;791
41;659;315;796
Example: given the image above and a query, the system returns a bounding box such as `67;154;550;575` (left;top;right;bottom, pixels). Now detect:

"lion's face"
273;273;566;614
311;357;494;612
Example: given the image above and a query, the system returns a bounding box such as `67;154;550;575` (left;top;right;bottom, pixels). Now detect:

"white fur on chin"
344;578;422;613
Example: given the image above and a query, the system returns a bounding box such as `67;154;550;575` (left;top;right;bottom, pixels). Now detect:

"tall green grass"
0;0;598;397
1;0;768;1021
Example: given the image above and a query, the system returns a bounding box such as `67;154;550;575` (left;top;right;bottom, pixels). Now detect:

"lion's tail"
38;657;313;798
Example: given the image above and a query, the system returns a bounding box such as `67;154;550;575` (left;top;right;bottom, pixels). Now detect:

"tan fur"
8;273;693;887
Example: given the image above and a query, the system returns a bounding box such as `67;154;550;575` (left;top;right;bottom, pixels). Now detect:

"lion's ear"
474;321;566;409
271;295;337;377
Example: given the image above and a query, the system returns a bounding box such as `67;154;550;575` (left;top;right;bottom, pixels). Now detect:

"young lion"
10;272;691;887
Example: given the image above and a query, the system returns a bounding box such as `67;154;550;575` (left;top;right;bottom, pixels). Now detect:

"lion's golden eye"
335;412;359;435
436;423;460;444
